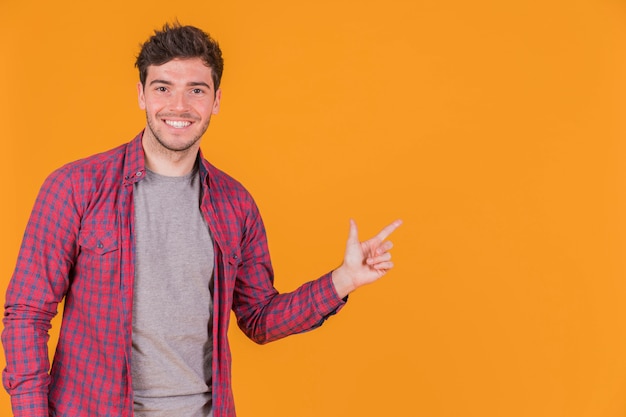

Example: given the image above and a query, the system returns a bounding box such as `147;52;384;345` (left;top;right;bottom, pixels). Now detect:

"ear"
212;88;222;115
137;82;146;110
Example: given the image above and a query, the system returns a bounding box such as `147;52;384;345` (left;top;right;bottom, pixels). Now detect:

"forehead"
145;57;214;86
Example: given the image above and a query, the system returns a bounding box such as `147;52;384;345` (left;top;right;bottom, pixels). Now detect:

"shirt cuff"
312;272;348;319
10;391;49;417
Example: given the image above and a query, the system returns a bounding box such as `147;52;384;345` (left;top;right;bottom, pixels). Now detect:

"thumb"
347;218;359;245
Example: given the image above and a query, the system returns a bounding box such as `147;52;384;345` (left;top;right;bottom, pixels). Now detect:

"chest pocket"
75;229;120;294
78;229;119;255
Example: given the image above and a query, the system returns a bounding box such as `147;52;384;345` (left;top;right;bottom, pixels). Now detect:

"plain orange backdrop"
1;1;626;416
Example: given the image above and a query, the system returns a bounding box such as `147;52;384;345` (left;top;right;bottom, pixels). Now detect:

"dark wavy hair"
135;22;224;92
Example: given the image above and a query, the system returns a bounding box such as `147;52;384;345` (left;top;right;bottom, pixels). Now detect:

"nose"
170;91;189;112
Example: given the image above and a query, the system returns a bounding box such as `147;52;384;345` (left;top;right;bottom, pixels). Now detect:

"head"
135;23;224;162
135;22;224;94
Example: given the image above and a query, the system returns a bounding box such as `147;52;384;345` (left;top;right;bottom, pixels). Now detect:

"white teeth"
165;120;191;128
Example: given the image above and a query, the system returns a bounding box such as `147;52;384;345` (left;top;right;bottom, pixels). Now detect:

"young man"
2;23;401;417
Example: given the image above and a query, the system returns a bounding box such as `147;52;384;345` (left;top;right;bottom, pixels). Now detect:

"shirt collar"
122;131;147;186
197;147;213;189
122;130;213;189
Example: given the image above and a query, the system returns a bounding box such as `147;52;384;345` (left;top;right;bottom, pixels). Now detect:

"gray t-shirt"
132;167;214;417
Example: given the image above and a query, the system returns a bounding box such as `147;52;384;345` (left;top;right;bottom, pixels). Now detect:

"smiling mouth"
164;120;192;129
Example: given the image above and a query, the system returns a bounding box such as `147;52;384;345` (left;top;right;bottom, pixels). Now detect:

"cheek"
143;97;166;114
196;103;216;117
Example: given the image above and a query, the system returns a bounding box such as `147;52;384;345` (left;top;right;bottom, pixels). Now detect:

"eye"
156;86;168;92
192;88;204;94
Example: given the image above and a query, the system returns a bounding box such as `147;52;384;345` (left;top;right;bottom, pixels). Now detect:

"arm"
2;169;79;416
232;209;401;344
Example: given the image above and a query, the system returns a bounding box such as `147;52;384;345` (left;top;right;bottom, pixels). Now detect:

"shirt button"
136;171;142;177
97;241;104;249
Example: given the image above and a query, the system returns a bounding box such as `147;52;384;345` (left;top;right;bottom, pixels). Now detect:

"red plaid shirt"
2;132;345;417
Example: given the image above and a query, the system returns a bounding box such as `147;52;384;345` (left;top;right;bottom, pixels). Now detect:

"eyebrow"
149;79;212;89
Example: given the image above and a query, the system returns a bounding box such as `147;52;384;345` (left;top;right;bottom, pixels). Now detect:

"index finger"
375;219;403;242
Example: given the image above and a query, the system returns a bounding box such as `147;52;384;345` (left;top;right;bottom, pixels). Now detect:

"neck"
142;132;200;177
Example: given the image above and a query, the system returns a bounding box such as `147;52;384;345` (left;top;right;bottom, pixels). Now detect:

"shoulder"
203;159;255;202
200;158;265;228
55;143;128;178
39;142;130;206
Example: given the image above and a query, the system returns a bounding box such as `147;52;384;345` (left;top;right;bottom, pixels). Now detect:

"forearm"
2;303;55;417
7;391;49;417
235;272;346;344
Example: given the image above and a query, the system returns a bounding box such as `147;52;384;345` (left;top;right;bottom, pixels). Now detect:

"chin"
159;136;201;153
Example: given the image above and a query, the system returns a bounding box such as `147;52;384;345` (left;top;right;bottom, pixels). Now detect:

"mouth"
163;119;192;129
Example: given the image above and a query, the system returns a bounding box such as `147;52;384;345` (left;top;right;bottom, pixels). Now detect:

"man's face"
138;57;221;154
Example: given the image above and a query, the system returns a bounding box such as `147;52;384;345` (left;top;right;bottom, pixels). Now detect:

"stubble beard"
145;112;211;155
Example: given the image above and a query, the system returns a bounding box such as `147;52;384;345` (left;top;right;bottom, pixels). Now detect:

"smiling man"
2;23;401;417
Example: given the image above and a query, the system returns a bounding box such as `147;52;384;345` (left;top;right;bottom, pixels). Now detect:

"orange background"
1;1;626;416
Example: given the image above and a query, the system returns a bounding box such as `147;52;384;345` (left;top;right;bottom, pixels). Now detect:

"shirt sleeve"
231;201;346;345
2;167;80;416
